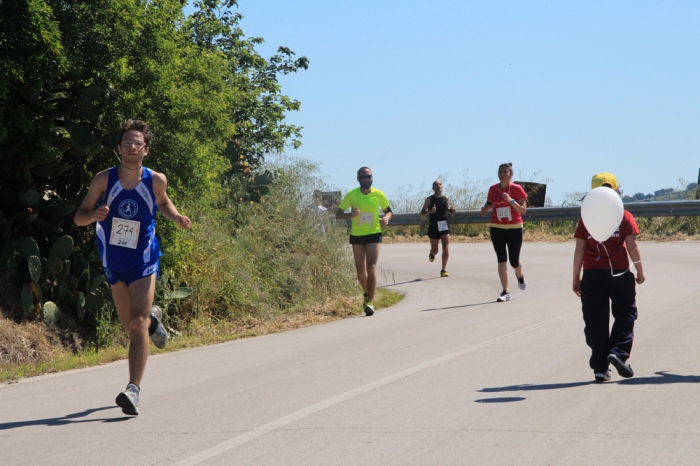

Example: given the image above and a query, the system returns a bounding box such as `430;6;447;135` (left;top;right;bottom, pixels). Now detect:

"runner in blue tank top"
75;120;191;415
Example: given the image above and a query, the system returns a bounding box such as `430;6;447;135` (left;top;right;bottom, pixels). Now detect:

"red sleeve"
574;219;588;240
622;211;640;237
487;185;498;204
513;184;528;200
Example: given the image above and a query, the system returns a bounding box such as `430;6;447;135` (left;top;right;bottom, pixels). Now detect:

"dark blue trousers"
580;269;638;373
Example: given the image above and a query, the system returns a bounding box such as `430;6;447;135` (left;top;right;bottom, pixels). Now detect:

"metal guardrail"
385;200;700;226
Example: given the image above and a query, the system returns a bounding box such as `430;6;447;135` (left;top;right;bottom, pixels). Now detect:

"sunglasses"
358;175;372;179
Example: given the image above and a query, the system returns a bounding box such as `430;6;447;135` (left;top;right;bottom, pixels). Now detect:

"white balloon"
581;187;624;242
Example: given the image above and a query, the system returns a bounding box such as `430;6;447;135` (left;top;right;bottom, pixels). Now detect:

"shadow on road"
421;301;495;312
0;406;131;430
474;397;526;403
479;381;595;393
617;371;700;385
380;277;441;287
477;371;700;396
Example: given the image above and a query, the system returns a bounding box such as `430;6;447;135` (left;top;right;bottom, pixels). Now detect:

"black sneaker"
116;383;140;415
607;354;634;378
594;370;611;382
364;302;375;316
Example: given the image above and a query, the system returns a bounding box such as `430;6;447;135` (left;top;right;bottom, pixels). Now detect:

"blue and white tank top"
96;167;161;271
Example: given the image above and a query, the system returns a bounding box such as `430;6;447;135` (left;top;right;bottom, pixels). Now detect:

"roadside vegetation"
0;1;403;382
0;156;404;382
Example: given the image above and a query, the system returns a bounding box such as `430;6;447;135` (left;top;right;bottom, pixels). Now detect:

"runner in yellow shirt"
335;167;393;316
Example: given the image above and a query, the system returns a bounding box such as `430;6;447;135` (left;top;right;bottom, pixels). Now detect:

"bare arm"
625;235;645;284
480;200;492;217
152;172;191;230
502;192;527;215
380;207;393;227
335;207;359;220
74;171;109;226
572;238;586;297
446;196;456;214
419;198;433;217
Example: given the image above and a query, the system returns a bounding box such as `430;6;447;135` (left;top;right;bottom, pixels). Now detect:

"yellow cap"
591;172;619;191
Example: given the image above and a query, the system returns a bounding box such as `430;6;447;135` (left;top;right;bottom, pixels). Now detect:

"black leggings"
490;227;523;268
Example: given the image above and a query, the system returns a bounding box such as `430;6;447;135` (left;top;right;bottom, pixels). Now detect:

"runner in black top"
420;180;456;277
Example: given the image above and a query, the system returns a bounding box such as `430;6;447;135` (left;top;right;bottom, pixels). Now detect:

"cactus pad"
48;257;63;276
18;237;39;260
42;301;61;326
170;287;194;299
18;189;41;207
28;255;42;283
49;236;74;262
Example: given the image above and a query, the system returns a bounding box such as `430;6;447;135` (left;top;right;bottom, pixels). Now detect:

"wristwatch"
510;199;515;205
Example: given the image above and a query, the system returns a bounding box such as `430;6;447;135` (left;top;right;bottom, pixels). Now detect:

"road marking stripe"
173;312;575;465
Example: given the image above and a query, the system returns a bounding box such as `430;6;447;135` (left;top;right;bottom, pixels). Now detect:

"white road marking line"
173;312;575;465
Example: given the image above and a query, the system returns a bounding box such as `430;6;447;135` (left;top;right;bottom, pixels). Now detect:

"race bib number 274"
109;218;140;249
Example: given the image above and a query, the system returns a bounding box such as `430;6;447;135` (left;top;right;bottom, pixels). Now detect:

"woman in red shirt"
480;162;528;302
573;173;645;382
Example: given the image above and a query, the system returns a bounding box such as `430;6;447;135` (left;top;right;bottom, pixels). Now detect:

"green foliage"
169;157;357;325
0;0;308;340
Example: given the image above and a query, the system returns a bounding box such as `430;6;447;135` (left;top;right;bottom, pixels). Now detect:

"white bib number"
437;220;449;232
109;217;140;249
358;212;374;227
496;206;512;222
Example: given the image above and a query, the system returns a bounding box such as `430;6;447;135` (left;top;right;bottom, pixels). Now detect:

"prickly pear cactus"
28;255;41;283
42;301;61;326
49;236;74;262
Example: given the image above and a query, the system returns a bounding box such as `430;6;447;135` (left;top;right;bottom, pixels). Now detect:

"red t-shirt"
487;183;528;227
574;210;640;270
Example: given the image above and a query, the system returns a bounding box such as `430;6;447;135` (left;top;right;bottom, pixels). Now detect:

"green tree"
0;0;308;326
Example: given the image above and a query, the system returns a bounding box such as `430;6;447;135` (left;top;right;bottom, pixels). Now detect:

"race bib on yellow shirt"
109;217;140;249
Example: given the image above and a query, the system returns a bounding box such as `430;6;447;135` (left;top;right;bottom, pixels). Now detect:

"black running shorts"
349;233;383;245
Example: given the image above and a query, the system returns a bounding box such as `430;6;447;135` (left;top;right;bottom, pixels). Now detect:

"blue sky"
186;1;699;205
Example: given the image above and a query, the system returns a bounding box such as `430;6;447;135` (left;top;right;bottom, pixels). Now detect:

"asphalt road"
2;241;700;465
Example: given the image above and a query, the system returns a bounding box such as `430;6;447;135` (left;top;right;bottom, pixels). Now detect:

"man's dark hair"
357;166;371;176
118;119;153;146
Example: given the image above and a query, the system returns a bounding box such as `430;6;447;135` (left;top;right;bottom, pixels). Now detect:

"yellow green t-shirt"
338;187;390;236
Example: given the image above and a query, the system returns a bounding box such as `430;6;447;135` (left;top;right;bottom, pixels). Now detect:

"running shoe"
594;370;611;382
440;269;449;277
607;354;634;378
428;253;435;263
517;274;527;290
496;290;511;302
149;305;169;349
116;383;140;416
364;302;375;316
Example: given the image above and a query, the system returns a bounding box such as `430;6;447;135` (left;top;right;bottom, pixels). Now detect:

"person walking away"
75;119;192;415
420;180;456;277
335;167;393;316
573;172;645;382
480;162;528;302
